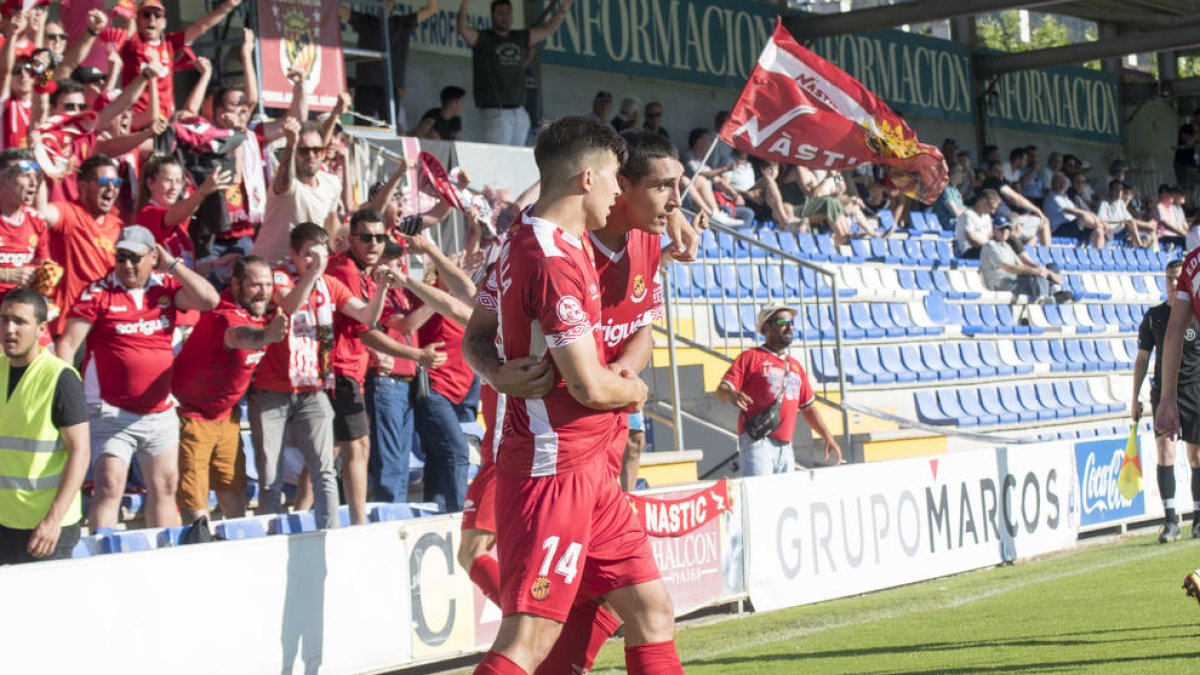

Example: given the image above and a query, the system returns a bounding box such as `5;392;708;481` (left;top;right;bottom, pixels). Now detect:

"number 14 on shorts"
537;535;582;595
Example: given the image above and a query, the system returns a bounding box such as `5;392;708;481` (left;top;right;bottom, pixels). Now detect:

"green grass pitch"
589;533;1200;673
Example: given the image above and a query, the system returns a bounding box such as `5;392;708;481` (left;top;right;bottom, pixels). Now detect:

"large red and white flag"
721;22;947;204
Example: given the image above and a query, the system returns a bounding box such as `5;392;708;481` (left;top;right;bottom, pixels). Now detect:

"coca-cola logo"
1080;448;1135;515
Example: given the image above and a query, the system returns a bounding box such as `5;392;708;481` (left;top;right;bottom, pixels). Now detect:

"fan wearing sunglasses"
0;149;49;298
0;13;43;152
135;154;234;268
715;304;841;476
113;0;243;123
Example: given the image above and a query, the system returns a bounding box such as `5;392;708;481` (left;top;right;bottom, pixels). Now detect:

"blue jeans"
413;382;478;513
738;433;794;477
365;375;413;504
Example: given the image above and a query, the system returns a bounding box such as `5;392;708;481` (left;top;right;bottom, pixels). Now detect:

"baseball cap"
594;90;613;102
992;215;1012;230
115;226;156;254
756;303;795;333
70;66;107;85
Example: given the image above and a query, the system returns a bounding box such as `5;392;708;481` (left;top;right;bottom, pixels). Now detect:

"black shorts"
1152;385;1200;445
329;375;370;442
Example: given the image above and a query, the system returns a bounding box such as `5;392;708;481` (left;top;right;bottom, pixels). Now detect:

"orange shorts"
177;409;246;513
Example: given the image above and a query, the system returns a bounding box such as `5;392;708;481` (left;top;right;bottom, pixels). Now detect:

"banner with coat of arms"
257;0;345;111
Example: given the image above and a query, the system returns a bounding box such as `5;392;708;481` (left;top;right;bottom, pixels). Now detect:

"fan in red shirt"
465;117;682;675
0;33;39;151
716;305;842;476
463;129;699;675
56;225;219;530
38;154;123;336
114;0;242;123
0;150;47;299
134;154;233;267
172;255;287;523
247;222;393;531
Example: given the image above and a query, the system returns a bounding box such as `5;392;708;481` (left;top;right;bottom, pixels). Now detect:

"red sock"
625;640;684;675
469;555;502;607
532;604;621;675
475;650;528;675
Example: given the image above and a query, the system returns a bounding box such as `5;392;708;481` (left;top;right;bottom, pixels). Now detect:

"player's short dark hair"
78;154;118;182
298;120;324;140
491;0;511;10
440;86;466;105
1;287;47;323
212;86;246;110
620;129;678;184
290;222;329;251
349;208;384;233
1009;147;1027;162
1167;259;1185;272
978;188;1001;204
50;79;85;107
231;255;268;282
533;116;627;188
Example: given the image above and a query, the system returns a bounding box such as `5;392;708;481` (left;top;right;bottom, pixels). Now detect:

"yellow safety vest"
0;349;82;529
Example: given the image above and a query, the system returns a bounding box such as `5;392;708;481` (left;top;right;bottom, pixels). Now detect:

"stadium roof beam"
976;25;1200;76
783;0;1073;40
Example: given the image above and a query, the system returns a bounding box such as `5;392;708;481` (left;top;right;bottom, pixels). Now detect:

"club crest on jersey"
531;576;551;600
157;295;171;308
631;274;647;303
556;295;587;325
28;234;37;246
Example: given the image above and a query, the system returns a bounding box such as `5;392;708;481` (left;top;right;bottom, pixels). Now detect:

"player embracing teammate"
463;120;688;674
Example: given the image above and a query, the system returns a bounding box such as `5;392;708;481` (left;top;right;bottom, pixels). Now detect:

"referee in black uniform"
1133;259;1200;543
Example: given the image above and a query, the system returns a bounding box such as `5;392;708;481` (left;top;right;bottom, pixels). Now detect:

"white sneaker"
710;211;743;227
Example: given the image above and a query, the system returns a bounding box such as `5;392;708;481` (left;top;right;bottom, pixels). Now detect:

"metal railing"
650;222;852;454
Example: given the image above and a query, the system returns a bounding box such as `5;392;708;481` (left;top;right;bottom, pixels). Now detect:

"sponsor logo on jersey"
0;249;33;265
530;576;551;600
113;316;171;336
556;295;587;325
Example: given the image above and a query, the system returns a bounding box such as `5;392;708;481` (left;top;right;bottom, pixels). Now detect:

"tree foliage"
976;11;1098;69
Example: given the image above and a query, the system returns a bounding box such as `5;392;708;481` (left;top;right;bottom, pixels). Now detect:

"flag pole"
679;137;720;208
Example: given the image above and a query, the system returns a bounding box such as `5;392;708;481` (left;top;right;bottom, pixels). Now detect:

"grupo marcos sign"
744;445;1078;612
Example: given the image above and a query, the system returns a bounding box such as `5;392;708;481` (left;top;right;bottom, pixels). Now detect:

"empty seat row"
1013;338;1134;373
914;380;1124;428
669;263;855;301
810;340;1035;386
711;302;942;340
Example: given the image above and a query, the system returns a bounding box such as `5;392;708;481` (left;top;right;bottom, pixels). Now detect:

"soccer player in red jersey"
56;225;219;528
0;150;48;299
171;255;288;522
465;129;695;674
468;117;681;675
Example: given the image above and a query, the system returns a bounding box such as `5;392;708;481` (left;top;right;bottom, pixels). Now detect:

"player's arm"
662;210;702;264
1155;296;1192;437
714;380;752;411
183;0;241;45
361;329;446;368
550;335;646;411
396;272;472;326
339;268;395;327
462;302;553;397
27;419;88;558
529;0;573;46
160;245;219;311
224;312;288;350
54;318;93;365
456;0;478;47
1132;348;1151;420
610;324;652;375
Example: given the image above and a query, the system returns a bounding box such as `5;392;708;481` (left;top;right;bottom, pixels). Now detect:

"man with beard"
251;119;342;267
57;226;220;529
38;154;123;337
171;255;288;522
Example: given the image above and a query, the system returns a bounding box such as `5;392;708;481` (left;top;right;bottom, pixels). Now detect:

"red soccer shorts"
494;453;660;622
462;461;497;533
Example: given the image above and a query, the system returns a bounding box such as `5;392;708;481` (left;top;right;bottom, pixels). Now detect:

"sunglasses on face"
355;233;389;244
296;146;325;157
12;63;37;75
94;176;123;188
45;32;67;41
140;10;164;20
14;159;39;174
62;102;86;112
115;252;144;265
770;318;794;328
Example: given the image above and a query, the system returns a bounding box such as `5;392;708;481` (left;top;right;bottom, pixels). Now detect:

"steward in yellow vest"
0;289;89;564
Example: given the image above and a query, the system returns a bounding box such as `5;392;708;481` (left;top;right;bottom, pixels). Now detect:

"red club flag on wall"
257;0;345;111
720;22;948;204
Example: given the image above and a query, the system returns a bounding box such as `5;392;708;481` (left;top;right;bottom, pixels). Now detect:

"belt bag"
413;366;431;405
744;389;784;441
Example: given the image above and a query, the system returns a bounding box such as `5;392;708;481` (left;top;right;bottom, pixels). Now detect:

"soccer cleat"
1159;522;1182;543
1183;570;1200;606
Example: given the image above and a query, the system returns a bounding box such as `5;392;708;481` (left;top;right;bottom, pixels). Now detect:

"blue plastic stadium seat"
1034;382;1072;418
1014;339;1036;366
980;341;1022;375
896;269;919;292
923;294;951;324
781;267;804;298
877;345;916;383
1052;381;1090;415
717;265;745;298
1073;380;1121;414
857;346;898;384
849;304;886;338
899;344;937;382
157;526;190;548
269;511;317;535
885;239;907;265
216;519;267;540
997;385;1039;423
370;503;416;522
697;230;719;258
849;238;872;261
1016;383;1056;420
755;230;779;256
776;231;801;257
960;305;988;336
815;235;846;262
920;240;942;263
952;389;992;426
909;211;929;233
716;232;742;259
926;211;947;231
940;343;978;378
958;342;997;377
667;265;696;299
869;239;889;262
919;344;955;381
736;266;770;299
870;303;905;337
759;266;788;299
691;265;720;298
878;209;897;233
978;386;1018;425
119;493;144;520
979;304;1012;334
714;305;747;338
892;303;940;336
100;531;152;554
915;391;954;425
1095;340;1120;369
903;240;934;266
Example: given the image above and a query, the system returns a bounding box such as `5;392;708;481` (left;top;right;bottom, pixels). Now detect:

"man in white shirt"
1098;180;1156;248
956;189;999;258
251;119;342;267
